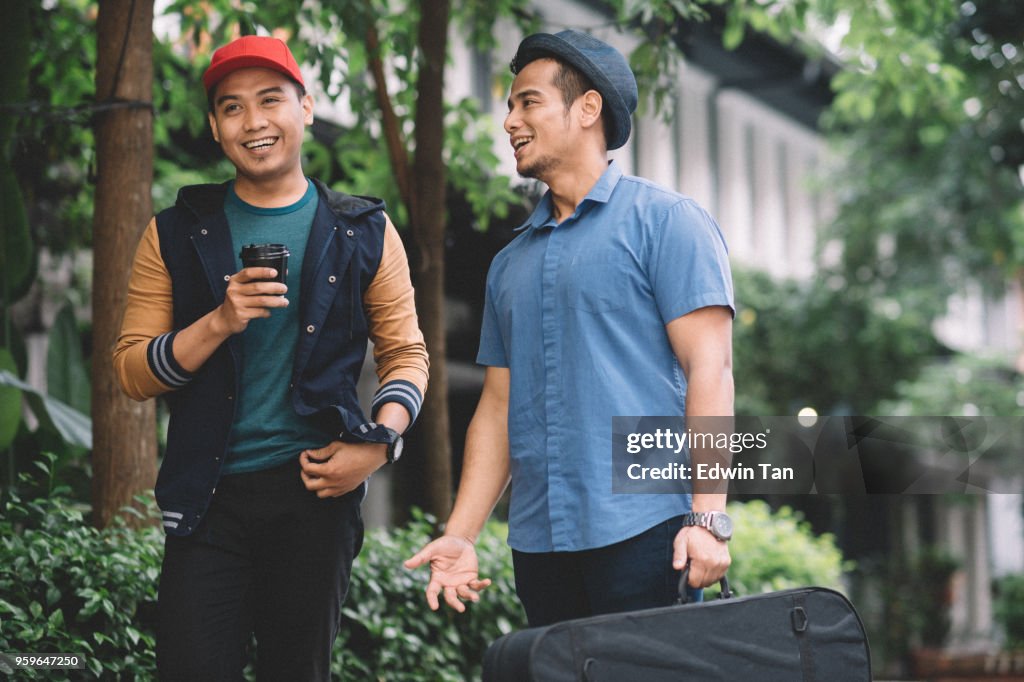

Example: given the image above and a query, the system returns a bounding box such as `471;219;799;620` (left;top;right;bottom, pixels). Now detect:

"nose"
243;107;268;131
504;107;520;134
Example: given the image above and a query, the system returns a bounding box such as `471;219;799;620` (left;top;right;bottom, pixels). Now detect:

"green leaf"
0;371;92;449
0;0;29;144
47;608;64;630
0;164;36;306
722;13;746;51
0;348;21;450
0;598;27;620
918;125;947;147
855;94;875;121
46;302;91;414
897;90;916;118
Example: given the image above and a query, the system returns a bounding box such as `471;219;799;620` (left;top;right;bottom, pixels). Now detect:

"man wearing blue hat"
408;30;735;626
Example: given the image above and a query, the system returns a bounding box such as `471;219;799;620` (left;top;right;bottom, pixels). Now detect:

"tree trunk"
91;0;157;528
409;0;453;520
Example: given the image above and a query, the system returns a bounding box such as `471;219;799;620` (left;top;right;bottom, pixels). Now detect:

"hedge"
0;493;845;680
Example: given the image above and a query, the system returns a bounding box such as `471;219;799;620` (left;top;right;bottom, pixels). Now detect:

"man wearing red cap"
115;36;428;679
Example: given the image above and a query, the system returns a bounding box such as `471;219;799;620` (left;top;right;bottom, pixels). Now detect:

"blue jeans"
512;515;701;627
156;458;363;681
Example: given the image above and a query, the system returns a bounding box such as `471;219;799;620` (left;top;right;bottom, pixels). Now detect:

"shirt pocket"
567;256;633;314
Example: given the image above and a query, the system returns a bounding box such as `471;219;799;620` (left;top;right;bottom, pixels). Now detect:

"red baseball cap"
203;36;305;95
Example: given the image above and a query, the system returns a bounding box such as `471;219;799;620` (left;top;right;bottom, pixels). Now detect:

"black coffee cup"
240;243;289;288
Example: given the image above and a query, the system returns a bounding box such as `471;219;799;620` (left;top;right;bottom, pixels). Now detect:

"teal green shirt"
222;180;334;474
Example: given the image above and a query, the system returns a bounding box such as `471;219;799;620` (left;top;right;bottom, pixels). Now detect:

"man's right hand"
404;535;492;613
213;267;289;335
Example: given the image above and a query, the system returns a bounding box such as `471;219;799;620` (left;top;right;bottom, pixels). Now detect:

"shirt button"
223;274;230;281
346;229;355;237
306;324;316;334
201;228;208;235
328;275;337;284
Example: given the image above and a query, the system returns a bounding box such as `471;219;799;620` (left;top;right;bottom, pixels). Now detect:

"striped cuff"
146;331;193;390
161;510;183;530
371;379;423;425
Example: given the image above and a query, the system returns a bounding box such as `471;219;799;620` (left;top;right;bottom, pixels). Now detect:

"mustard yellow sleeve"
364;214;429;423
112;219;192;401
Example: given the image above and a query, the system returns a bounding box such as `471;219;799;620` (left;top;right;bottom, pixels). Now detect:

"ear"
302;93;314;126
578;90;603;131
208;111;220;144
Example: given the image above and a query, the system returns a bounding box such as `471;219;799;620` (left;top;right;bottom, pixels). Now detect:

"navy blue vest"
153;179;387;535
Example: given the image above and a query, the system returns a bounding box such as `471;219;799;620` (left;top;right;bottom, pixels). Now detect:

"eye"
222;103;241;114
262;96;281;105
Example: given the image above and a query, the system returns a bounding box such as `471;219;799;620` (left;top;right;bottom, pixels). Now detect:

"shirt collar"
515;161;624;232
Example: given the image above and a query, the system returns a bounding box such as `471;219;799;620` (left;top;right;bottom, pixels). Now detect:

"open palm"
405;535;492;612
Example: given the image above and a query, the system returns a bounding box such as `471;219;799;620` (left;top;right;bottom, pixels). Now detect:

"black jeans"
512;515;700;627
156;458;364;682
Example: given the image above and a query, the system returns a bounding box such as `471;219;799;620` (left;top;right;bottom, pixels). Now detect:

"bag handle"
676;560;732;604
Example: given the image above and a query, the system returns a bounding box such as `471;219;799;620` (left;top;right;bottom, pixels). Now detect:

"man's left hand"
299;441;387;498
672;526;731;588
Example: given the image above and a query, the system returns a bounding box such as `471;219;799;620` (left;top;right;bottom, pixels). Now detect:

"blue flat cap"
511;29;638;150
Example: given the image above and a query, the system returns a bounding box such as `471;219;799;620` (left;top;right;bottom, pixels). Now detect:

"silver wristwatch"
681;511;733;541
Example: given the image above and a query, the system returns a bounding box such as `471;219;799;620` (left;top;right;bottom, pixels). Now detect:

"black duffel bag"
482;567;871;681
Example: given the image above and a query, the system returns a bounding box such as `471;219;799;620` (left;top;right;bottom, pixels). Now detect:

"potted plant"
994;573;1024;649
905;547;960;677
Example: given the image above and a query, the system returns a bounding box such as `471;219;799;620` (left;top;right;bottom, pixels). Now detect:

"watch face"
389;437;404;464
711;513;733;539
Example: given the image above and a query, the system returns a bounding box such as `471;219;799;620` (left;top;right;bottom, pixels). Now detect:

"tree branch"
365;22;412;215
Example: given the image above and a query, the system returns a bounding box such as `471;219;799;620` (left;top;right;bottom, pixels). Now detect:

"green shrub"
719;500;849;597
0;494;524;681
0;487;163;679
335;511;526;681
0;492;848;680
994;573;1024;649
337;502;850;679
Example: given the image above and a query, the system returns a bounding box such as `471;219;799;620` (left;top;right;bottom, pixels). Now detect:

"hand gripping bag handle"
677;559;732;604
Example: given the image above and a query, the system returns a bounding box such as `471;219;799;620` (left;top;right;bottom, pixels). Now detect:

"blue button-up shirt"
478;162;734;552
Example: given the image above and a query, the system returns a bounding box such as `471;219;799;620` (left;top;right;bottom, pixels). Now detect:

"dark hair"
514;56;611;145
207;79;306;112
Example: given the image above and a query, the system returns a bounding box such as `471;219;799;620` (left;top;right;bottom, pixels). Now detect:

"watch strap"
382;426;403;464
682;511;731;540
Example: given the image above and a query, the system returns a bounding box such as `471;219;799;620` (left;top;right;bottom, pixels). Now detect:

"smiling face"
207;67;313;192
504;58;581;182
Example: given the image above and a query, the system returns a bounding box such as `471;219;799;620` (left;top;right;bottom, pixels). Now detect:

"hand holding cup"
214;243;290;334
239;243;289;287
